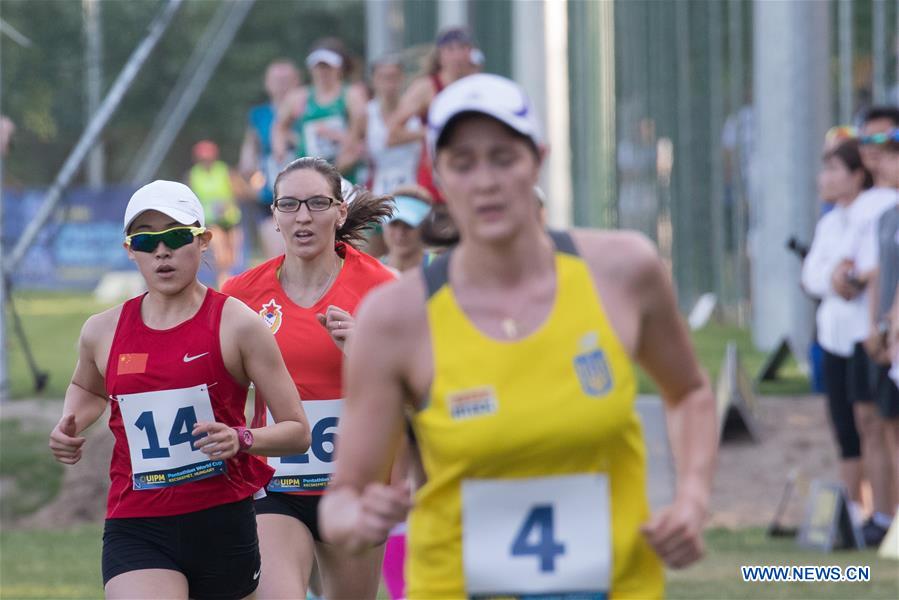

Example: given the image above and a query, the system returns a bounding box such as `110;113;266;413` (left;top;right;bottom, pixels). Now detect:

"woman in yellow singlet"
320;74;718;599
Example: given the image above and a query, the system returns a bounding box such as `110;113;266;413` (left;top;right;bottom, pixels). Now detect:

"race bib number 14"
462;473;611;599
118;384;225;490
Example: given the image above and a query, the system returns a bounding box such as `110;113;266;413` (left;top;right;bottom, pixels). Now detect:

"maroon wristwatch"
233;426;254;452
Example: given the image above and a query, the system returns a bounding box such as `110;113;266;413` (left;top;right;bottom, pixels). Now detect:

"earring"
275;226;280;232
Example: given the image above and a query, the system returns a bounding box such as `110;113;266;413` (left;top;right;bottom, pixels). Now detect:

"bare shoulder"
282;86;308;114
222;296;266;333
406;77;435;104
570;228;661;284
81;304;124;347
347;82;368;103
355;269;428;339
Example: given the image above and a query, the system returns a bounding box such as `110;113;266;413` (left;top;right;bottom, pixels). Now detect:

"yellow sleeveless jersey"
188;161;240;227
407;231;664;599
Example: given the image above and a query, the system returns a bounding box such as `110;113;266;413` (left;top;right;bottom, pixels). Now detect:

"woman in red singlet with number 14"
49;180;310;600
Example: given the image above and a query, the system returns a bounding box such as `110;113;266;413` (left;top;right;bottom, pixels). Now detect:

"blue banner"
2;186;137;290
2;186;245;290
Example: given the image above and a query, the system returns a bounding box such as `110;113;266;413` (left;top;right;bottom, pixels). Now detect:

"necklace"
501;318;518;338
308;266;338;305
280;258;342;307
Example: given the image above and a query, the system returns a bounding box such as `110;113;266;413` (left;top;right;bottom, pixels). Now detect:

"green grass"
637;323;810;396
1;526;894;600
0;525;103;599
7;291;810;400
668;528;899;599
0;419;63;521
5;291;115;399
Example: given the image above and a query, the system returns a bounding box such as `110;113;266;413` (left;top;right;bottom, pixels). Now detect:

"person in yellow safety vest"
189;140;243;288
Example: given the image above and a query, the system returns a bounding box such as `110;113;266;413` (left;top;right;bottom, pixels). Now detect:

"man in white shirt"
850;106;899;547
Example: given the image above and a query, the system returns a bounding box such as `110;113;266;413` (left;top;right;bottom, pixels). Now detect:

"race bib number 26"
268;399;342;493
118;384;225;490
462;473;611;599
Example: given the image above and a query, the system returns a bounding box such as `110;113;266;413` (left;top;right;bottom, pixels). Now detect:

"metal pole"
873;0;886;103
0;194;6;400
709;0;726;306
729;0;746;326
838;0;853;123
1;65;6;401
675;0;695;307
2;0;183;276
84;0;105;186
128;0;255;185
0;19;33;48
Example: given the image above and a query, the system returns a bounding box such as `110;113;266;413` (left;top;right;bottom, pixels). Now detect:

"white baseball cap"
123;180;205;232
306;48;343;70
427;74;542;158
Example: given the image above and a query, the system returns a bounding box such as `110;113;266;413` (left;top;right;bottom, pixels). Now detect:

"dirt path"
2;395;840;530
709;395;838;529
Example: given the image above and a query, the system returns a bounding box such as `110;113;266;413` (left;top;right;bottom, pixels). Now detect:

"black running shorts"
102;497;260;600
254;491;323;542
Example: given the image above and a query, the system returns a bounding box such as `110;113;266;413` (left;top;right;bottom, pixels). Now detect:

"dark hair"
864;106;899;127
273;157;394;248
419;204;460;248
824;140;874;189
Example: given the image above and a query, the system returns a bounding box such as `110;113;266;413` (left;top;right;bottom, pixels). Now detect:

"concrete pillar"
752;0;830;353
365;0;403;61
437;0;468;30
512;0;572;228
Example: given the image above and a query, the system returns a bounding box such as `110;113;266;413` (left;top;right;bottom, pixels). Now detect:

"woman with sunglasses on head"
222;157;395;599
802;140;875;531
380;184;434;275
320;74;718;599
272;38;367;182
48;181;310;600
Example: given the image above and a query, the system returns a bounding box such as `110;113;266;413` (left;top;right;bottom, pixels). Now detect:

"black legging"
822;349;862;459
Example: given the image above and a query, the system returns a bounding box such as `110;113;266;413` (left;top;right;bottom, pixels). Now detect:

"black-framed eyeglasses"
273;195;340;213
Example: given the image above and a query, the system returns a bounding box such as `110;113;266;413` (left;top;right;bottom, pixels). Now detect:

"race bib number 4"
462;474;611;599
118;384;225;490
268;399;342;493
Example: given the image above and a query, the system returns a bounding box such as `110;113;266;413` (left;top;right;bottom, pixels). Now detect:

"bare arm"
386;79;430;147
336;83;368;173
320;282;415;550
49;314;114;464
623;236;716;569
272;88;306;164
194;299;310;459
238;126;259;179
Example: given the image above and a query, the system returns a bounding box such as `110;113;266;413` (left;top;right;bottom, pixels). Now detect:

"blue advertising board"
2;186;239;290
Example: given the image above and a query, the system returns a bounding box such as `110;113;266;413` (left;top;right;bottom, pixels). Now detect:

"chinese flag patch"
117;353;148;375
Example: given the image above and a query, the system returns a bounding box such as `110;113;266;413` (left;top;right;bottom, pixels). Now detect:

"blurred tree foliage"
1;0;365;186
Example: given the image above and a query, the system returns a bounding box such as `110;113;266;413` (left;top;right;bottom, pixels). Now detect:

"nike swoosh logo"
252;569;261;580
183;352;209;363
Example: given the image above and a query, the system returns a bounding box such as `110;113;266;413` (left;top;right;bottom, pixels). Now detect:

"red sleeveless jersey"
105;288;274;519
222;243;395;494
417;73;446;203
